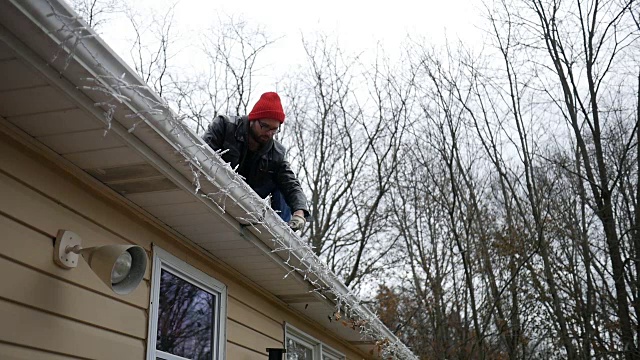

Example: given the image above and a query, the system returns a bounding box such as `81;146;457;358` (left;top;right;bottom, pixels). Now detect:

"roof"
0;0;416;358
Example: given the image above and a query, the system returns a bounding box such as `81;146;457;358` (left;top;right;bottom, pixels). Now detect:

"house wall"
0;130;364;359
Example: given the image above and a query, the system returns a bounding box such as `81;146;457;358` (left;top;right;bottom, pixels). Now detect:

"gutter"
7;0;417;358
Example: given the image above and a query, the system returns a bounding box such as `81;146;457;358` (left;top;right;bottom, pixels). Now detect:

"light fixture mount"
54;229;81;269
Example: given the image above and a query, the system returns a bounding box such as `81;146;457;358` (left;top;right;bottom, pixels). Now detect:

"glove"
288;214;306;232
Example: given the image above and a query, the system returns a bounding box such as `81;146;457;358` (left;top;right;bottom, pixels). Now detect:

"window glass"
148;248;226;360
286;337;313;360
156;269;216;360
285;326;345;360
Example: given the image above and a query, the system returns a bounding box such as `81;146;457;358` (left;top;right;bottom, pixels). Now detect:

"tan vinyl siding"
0;342;80;360
227;320;282;353
226;342;267;360
0;254;147;338
0;131;367;359
0;298;145;358
228;296;284;338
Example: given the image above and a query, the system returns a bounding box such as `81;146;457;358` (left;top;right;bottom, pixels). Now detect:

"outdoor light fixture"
53;230;147;295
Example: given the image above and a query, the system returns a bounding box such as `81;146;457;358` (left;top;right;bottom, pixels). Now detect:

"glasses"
257;120;280;134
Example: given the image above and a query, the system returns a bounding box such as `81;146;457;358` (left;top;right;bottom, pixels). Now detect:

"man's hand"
288;213;306;232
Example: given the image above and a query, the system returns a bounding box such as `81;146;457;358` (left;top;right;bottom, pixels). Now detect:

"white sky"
168;0;483;43
97;0;486;101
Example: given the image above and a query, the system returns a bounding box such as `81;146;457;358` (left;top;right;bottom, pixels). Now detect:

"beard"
249;123;271;145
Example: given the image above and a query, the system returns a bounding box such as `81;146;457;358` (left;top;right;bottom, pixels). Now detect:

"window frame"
321;346;344;360
147;246;227;360
285;324;345;360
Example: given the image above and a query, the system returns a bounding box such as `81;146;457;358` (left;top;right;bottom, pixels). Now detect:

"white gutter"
7;1;417;358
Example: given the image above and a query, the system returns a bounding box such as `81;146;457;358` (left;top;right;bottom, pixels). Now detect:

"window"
285;325;345;360
147;247;227;360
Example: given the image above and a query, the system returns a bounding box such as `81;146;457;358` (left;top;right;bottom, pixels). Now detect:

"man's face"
249;118;280;145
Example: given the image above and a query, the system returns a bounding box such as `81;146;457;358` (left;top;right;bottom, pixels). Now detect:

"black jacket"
202;115;309;217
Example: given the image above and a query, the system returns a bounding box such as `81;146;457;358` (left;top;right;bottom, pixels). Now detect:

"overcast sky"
182;0;482;44
96;0;486;101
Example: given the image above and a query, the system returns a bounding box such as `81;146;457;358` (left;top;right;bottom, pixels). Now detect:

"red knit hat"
248;92;285;123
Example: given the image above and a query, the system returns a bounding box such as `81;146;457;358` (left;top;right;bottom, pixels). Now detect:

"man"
202;92;309;231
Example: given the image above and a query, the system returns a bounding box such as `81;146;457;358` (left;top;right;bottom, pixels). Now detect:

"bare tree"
200;15;276;117
163;16;276;134
71;0;124;32
520;0;639;357
126;3;178;98
124;11;276;135
282;37;414;288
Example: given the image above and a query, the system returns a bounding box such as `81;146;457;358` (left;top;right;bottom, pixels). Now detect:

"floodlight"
53;230;147;295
